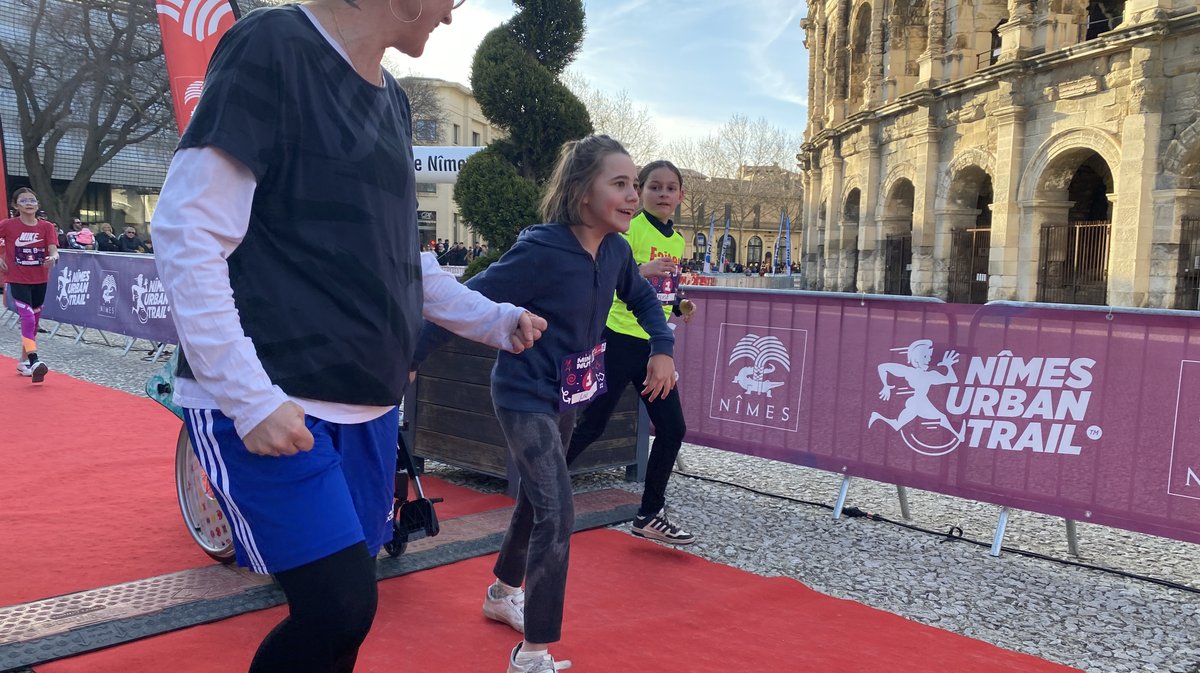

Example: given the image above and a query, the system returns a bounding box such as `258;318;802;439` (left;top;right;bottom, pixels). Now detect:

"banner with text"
675;289;1200;545
7;251;179;344
413;146;483;184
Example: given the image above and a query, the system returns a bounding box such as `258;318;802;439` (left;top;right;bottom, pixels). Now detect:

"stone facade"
799;0;1200;308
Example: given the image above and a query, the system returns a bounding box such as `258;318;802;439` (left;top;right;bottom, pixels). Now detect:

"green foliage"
462;249;503;281
454;148;540;252
456;0;591;260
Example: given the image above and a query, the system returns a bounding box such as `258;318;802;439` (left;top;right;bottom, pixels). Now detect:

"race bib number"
649;272;680;305
560;342;607;411
14;246;45;266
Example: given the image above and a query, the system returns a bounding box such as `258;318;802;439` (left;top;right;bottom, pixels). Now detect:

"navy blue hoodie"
413;223;674;414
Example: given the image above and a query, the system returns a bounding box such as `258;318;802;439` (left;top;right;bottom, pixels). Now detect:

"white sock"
515;646;549;663
492;580;521;597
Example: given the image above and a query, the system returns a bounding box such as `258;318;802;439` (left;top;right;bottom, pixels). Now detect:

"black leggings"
250;542;378;673
8;282;47;309
566;328;687;517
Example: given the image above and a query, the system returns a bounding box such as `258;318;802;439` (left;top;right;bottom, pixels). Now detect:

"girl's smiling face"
580;153;640;234
640;166;683;222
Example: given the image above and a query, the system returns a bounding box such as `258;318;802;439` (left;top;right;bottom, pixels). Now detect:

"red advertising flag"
155;0;241;136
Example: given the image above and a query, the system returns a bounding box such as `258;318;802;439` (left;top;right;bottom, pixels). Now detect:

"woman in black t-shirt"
151;2;466;672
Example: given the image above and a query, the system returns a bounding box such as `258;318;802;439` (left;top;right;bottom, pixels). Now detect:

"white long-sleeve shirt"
153;146;521;437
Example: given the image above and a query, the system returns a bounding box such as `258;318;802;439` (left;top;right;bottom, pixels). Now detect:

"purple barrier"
4;250;178;344
675;288;1200;545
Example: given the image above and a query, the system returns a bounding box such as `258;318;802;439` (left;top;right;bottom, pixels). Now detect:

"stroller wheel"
384;538;408;558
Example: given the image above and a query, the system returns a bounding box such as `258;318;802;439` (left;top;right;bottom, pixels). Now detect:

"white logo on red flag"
156;0;234;41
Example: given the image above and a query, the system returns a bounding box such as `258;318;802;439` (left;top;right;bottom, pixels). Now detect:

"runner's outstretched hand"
509;310;547;353
244;401;314;457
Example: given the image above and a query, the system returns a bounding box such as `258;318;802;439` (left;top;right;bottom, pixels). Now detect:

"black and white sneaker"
631;508;695;545
29;361;48;383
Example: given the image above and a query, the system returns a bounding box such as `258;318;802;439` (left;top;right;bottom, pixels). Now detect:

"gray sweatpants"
492;407;576;644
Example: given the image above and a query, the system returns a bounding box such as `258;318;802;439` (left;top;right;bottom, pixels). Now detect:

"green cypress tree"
455;0;592;275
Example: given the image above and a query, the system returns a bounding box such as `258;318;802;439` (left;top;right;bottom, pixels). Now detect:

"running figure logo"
868;339;965;456
56;267;72;309
729;334;789;397
131;273;150;324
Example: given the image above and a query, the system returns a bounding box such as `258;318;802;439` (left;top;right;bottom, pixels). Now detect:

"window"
747;236;763;265
414;119;439;143
471;131;481;146
417;183;437;194
453;124;461;144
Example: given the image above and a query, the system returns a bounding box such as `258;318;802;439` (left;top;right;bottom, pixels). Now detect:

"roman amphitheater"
799;0;1200;308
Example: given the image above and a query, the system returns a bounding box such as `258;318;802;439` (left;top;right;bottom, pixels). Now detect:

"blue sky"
392;0;810;143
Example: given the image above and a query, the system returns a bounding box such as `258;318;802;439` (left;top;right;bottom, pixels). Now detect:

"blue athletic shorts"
183;406;398;574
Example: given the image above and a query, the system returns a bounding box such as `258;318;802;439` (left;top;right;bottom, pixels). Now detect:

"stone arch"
1018;128;1122;203
1162;116;1200;190
848;2;873;109
936;148;997;207
878;162;918;218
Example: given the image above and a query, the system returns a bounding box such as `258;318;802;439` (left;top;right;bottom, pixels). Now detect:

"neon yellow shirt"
606;210;684;340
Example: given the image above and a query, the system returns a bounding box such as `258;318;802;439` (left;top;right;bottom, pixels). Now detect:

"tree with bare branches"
0;0;172;225
563;70;659;164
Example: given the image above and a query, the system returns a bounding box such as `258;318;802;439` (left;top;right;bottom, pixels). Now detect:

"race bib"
560;342;607;411
649;272;681;305
14;246;45;266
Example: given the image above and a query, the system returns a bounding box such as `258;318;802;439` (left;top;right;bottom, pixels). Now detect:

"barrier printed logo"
55;266;91;310
131;273;170;325
98;271;119;319
709;324;807;431
1168;360;1200;500
868;342;1099;456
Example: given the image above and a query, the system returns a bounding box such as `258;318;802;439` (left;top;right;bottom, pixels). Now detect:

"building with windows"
676;165;804;270
800;0;1200;308
411;77;503;252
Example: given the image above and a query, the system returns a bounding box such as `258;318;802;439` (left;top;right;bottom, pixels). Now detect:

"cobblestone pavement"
6;319;1198;673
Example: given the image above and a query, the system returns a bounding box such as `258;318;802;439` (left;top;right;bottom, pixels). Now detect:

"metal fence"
1037;221;1110;306
1176;218;1200;311
948;227;991;304
883;233;912;296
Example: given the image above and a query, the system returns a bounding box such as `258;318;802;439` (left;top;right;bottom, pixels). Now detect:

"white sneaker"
16;363;31;377
483;582;525;633
506;644;571;673
29;361;48;383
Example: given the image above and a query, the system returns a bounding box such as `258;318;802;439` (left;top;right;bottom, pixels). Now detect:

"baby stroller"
146;352;440;563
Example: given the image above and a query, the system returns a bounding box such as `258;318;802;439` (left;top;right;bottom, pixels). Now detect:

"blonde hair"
540;135;630;225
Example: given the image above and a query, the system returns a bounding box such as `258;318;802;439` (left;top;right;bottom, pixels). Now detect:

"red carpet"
39;530;1079;673
0;358;512;606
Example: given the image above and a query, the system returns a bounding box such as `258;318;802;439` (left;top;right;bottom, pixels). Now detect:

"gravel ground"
6;319;1199;673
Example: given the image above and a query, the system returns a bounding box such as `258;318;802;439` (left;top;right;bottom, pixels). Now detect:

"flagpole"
703;213;715;274
717;211;732;272
774;208;785;274
785;213;793;276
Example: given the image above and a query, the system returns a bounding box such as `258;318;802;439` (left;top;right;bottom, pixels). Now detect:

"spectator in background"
96;222;120;252
66;217;95;250
116;226;147;253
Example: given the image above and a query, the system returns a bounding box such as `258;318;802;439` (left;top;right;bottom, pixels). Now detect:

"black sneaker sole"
30;363;48;383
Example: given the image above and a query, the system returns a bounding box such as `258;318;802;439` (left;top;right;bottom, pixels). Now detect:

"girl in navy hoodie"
413;135;675;673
